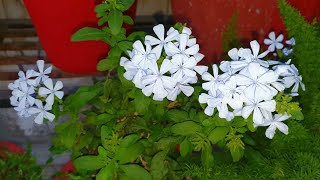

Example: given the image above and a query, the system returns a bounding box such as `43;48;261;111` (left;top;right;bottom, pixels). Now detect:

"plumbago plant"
9;0;319;179
49;1;304;179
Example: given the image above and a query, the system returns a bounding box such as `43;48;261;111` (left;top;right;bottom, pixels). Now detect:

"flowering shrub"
7;0;320;179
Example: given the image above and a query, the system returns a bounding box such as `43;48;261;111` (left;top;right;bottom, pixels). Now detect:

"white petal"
204;106;214;116
34;99;43;109
46;93;55;105
264;39;273;45
242;105;254;119
250;40;260;57
165;29;179;42
184;57;197;69
160;59;172;74
38;87;51;96
275;122;289;135
180;85;194;96
37;60;45;73
268;32;276;41
258;100;276;112
44;78;54;90
142;84;154;96
164;42;180;56
54;81;63;91
182;27;192;35
34;113;44;124
202;72;214;81
228;48;238;60
44;111;55;122
253;107;264;124
276;34;284;42
199;93;210;104
212;64;219;78
161;76;177;89
194;66;208;75
265;124;277;139
43;66;52;75
55;91;64;99
179;34;188;51
184;44;199;55
151;44;163;59
153;79;168;99
194;53;205;62
145;35;161;45
153;24;165;41
28;107;41;114
167;87;180;101
133;40;146;54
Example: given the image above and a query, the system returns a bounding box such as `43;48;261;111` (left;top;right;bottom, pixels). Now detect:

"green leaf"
127;31;146;41
71;27;107;41
97;113;114;123
118;41;133;52
180;138;193;157
115;142;144;164
151;151;168;180
98;16;109;26
74;156;106;171
96;165;116;180
97;57;119;71
208;127;229;144
101;126;113;149
291;111;304;120
109;9;123;35
119;164;152;180
155;137;181;151
117;66;135;88
171;121;201;136
120;134;140;147
230;146;244;162
118;0;135;11
134;91;151;115
167;109;190;123
201;147;214;169
95;3;112;13
61;123;79;148
123;15;134;25
246;116;257;132
63;85;102;113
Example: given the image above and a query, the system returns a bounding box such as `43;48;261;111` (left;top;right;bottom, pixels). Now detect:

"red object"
0;141;24;157
54;160;75;180
172;0;320;64
23;0;137;74
176;144;180;152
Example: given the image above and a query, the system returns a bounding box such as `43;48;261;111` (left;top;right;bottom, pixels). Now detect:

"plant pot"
23;0;137;74
171;0;320;64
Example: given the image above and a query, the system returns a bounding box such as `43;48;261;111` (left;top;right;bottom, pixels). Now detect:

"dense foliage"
0;145;43;180
49;0;320;179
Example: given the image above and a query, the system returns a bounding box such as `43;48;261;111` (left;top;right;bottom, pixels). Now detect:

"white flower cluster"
8;60;64;124
120;24;208;101
199;40;305;139
264;31;295;56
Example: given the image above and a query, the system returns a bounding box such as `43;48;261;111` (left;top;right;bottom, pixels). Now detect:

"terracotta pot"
0;141;24;158
23;0;137;74
171;0;320;64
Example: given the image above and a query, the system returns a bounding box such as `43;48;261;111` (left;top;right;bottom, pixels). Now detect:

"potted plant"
171;0;320;64
7;0;320;179
0;142;43;179
23;0;137;74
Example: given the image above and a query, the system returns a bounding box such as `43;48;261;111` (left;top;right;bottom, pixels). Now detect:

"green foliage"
222;11;241;54
50;0;320;179
278;0;320;130
71;0;145;72
0;146;43;180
